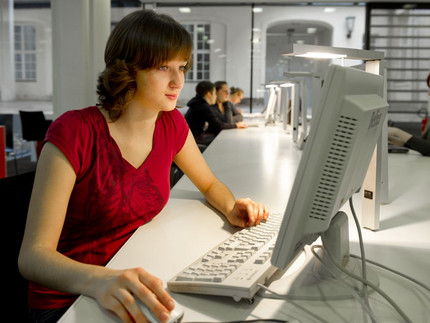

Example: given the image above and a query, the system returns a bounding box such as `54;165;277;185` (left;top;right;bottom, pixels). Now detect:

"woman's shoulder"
162;108;186;123
48;106;104;139
53;106;98;123
159;109;189;135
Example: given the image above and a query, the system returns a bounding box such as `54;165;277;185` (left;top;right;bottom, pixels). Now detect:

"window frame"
183;22;211;82
14;24;37;82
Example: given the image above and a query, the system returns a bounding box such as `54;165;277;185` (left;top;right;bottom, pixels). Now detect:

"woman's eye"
159;66;168;71
179;66;187;71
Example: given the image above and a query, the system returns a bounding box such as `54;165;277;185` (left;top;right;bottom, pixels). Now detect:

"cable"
348;197;415;322
306;247;378;323
349;254;430;294
311;245;413;323
348;197;372;314
256;283;330;323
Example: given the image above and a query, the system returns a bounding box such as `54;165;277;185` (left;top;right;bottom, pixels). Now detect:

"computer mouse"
139;298;184;323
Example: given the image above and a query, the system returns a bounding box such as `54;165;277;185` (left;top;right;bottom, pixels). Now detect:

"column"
51;0;110;118
0;0;16;101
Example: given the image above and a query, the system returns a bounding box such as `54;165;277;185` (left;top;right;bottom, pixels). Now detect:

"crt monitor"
269;64;388;298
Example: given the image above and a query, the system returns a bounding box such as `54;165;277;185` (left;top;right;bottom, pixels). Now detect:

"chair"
19;110;52;158
0;114;18;175
0;171;36;321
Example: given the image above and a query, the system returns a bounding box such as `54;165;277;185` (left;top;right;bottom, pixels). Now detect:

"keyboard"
167;213;283;302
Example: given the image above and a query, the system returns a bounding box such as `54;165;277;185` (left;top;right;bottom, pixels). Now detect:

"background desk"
59;126;430;323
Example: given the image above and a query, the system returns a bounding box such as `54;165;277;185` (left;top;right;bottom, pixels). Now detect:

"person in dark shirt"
185;81;243;146
388;126;430;156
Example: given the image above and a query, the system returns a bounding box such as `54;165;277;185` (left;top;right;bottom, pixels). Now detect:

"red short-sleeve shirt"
28;106;189;310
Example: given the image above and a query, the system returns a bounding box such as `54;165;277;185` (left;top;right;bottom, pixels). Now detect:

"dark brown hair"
196;81;215;97
214;81;227;92
97;10;193;121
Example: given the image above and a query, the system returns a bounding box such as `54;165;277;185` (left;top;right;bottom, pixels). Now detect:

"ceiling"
13;0;430;6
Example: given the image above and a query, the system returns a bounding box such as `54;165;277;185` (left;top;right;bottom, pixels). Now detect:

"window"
366;3;430;118
14;25;37;81
183;23;211;81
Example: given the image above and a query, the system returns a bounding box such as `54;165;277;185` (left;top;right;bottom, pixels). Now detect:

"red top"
28;106;189;309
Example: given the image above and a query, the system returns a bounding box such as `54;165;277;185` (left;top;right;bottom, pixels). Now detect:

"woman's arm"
18;143;174;323
174;131;268;227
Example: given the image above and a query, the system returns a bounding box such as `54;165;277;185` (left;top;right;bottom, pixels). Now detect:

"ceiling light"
283;43;384;61
253;7;263;13
179;7;191;13
280;82;295;88
296;52;347;59
324;8;336;13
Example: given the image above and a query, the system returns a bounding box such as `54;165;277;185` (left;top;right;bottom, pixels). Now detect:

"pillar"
0;0;16;101
51;0;110;118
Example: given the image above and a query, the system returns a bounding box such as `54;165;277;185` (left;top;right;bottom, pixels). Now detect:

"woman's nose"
169;69;183;89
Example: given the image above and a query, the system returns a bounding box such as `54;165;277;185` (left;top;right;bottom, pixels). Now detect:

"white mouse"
139;298;184;323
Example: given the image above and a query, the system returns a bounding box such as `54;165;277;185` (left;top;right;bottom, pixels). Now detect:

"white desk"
59;126;430;323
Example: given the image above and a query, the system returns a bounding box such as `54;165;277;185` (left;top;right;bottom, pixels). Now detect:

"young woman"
185;81;236;146
229;86;244;106
213;81;245;124
18;10;268;323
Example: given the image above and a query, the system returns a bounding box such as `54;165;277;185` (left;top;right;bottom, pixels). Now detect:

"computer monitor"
269;64;388;298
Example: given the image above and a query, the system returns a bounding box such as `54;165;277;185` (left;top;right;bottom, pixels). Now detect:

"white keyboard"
167;213;283;302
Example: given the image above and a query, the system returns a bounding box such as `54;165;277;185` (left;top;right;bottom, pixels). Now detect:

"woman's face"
230;92;243;104
133;58;187;112
216;84;229;103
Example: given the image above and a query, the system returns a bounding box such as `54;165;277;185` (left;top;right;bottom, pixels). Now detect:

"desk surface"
59;126;430;323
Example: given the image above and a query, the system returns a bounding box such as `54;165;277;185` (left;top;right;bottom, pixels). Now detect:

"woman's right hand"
90;267;175;323
236;121;248;129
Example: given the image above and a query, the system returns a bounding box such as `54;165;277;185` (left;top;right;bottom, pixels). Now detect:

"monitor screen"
271;64;388;277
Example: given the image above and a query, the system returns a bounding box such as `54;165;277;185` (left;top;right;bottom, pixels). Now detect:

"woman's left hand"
226;198;269;228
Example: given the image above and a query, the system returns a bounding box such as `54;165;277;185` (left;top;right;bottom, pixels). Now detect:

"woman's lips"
166;94;177;100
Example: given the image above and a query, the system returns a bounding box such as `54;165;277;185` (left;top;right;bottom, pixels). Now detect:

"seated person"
185;81;243;146
229;86;244;120
388;125;430;156
213;81;245;123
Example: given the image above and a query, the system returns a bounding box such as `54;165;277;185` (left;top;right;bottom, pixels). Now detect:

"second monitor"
270;64;388;298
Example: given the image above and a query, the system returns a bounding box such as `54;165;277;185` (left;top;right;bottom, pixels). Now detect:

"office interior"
1;0;430;322
1;1;429;160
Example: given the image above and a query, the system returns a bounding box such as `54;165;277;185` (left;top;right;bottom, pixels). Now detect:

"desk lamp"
279;82;295;134
283;72;322;145
266;81;294;132
283;43;387;231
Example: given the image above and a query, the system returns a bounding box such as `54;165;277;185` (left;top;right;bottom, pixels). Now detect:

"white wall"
10;4;366;105
156;6;252;105
157;5;366;104
14;8;52;100
253;6;365;99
